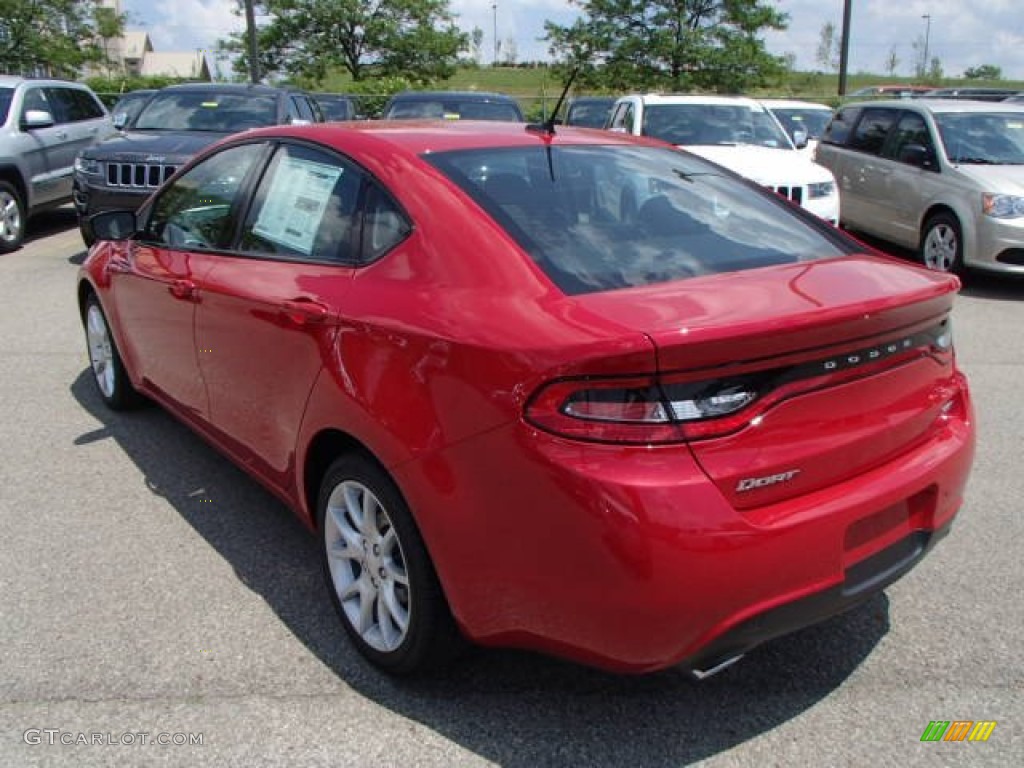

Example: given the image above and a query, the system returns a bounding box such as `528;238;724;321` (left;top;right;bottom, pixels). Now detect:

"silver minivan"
0;76;114;252
815;99;1024;274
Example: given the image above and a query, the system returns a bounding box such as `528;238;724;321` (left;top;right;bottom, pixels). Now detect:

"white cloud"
123;0;1024;81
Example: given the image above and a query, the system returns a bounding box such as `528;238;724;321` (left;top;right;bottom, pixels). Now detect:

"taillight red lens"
525;374;762;444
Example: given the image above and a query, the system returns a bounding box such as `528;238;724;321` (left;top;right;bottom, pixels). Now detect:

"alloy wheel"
323;480;411;652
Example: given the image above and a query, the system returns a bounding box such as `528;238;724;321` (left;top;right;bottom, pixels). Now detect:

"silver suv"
0;76;113;252
815;99;1024;274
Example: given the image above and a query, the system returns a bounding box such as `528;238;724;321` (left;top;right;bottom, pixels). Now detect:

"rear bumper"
397;374;974;674
684;521;950;676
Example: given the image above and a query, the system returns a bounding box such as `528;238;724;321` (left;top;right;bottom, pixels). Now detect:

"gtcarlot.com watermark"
24;729;203;747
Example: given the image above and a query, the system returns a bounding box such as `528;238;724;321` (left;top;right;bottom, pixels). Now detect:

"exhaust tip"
689;653;745;680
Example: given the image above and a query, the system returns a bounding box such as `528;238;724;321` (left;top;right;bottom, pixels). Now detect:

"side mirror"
22;109;55;130
90;210;138;241
897;143;935;169
112;111;129;130
792;128;809;149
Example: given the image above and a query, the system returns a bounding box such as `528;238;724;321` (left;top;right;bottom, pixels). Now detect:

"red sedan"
78;120;975;677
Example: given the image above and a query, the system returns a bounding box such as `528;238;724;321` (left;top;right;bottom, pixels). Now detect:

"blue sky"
121;0;1024;81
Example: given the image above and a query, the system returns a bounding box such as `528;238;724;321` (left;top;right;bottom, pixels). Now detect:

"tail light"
525;373;765;444
525;319;954;445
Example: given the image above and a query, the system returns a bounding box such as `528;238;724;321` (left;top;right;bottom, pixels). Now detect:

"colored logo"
920;720;997;742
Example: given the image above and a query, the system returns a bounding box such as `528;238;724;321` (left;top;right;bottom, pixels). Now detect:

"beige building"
94;0;211;80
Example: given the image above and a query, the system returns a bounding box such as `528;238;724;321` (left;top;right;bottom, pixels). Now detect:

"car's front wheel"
0;180;26;253
317;455;462;674
83;295;140;410
921;212;963;273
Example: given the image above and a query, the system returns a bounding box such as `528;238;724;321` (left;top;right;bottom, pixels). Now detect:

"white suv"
0;76;113;252
606;94;840;224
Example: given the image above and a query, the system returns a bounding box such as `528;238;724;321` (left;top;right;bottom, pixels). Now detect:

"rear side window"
849;108;898;155
240;143;366;263
425;145;850;295
821;106;861;146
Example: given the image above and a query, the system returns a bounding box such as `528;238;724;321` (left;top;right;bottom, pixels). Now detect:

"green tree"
0;0;103;77
93;4;126;79
543;0;788;93
218;0;467;86
963;64;1001;80
816;21;839;72
884;46;899;77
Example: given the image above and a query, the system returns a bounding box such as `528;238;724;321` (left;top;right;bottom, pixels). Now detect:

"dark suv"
381;91;524;122
73;83;324;245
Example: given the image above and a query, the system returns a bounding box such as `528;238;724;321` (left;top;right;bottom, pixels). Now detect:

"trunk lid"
573;255;961;508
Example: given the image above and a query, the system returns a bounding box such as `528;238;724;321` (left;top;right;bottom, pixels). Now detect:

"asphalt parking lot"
0;207;1021;767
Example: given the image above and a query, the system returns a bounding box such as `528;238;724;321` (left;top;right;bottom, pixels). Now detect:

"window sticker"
252;156;342;255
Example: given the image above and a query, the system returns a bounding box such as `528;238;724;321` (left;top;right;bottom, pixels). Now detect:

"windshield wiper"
951;156;996;164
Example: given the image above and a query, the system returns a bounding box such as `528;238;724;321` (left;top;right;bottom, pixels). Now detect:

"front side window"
47;87;104;122
883;113;935;163
144;143;265;249
425;145;850;295
0;87;13;124
20;87;50;118
240;143;366;263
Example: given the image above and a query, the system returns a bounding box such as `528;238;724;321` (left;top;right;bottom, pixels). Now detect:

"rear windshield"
386;100;522;122
134;91;279;132
425;145;850;295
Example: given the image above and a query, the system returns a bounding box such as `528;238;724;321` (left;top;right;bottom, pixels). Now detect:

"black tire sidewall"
0;180;26;253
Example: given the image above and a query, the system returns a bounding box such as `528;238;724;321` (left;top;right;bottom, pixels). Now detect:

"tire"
83;294;140;410
79;217;96;248
317;454;463;674
0;180;26;253
921;212;963;274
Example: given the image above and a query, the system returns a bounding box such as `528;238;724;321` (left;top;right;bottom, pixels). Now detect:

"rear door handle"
169;279;198;301
280;298;329;325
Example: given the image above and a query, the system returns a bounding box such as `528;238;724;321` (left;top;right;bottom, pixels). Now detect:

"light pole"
492;3;498;66
921;14;931;77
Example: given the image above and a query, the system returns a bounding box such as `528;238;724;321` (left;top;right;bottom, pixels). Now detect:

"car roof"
759;99;832;110
620;93;764;107
238;119;665;157
157;82;301;95
0;75;94;89
388;91;518;102
844;98;1024;115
